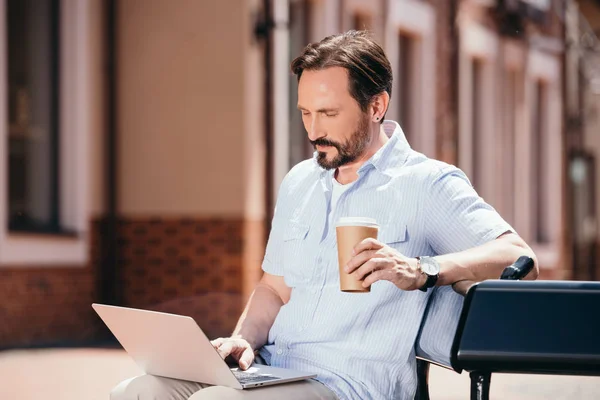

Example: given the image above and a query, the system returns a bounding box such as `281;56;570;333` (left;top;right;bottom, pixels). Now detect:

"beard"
311;113;371;170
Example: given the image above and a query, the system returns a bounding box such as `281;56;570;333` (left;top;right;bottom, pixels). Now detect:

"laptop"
92;303;316;389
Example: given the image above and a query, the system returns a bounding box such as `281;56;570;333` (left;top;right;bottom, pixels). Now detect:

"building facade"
564;0;600;280
276;0;567;278
1;0;591;348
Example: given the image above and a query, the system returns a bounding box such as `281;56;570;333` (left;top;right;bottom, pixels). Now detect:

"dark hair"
290;30;393;122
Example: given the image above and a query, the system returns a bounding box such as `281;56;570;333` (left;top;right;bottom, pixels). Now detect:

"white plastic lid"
335;217;379;228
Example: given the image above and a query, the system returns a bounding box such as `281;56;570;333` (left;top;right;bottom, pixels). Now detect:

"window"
517;49;562;268
273;0;336;200
384;0;436;157
457;21;498;205
0;0;94;266
531;80;550;243
288;0;315;168
470;59;484;191
398;33;416;144
352;12;372;31
502;69;519;225
7;0;62;234
341;0;383;45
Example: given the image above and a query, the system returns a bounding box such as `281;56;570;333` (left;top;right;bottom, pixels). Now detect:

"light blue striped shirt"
259;120;512;399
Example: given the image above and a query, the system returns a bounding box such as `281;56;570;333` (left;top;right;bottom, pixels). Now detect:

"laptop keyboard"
233;371;282;384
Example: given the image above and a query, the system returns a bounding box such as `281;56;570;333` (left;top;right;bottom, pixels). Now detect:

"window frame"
6;0;62;235
499;40;527;227
458;20;499;204
516;49;562;269
273;0;341;202
0;0;91;266
384;0;436;158
341;0;384;42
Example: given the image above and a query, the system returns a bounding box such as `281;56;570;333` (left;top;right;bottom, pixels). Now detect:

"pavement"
0;348;599;399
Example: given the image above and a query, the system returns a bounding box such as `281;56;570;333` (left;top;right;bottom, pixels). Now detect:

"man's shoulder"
279;158;321;194
402;152;467;185
288;158;320;177
401;153;477;201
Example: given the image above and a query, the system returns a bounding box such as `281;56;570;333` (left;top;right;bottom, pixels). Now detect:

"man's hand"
210;336;255;370
344;238;426;291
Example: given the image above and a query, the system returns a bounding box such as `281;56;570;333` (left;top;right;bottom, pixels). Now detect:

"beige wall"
242;0;266;221
117;0;262;217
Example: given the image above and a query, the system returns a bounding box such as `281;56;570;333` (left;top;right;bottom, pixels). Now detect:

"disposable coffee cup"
335;217;379;293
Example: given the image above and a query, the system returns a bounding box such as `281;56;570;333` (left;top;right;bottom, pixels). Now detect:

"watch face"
421;258;440;275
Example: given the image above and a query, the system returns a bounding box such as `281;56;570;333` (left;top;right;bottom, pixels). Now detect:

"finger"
352;238;384;257
355;258;388;280
362;269;390;288
211;338;226;349
216;341;235;359
344;249;378;273
239;347;255;370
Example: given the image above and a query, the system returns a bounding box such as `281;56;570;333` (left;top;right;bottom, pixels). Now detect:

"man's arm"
432;232;538;295
435;232;539;286
422;166;539;292
231;272;291;350
347;232;538;292
214;163;299;368
211;272;291;369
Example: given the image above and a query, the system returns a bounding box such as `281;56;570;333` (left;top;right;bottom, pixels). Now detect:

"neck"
335;124;389;185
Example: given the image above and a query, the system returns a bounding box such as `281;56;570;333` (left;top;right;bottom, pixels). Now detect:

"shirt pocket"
282;221;315;287
378;224;409;253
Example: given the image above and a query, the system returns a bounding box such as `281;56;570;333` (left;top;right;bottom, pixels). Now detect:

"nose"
306;115;325;142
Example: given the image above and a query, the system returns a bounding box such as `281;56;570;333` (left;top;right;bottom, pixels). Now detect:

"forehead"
297;67;352;106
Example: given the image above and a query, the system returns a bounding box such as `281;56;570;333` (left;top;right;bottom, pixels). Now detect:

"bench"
415;265;600;399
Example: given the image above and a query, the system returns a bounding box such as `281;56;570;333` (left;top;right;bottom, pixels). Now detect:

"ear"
370;91;390;123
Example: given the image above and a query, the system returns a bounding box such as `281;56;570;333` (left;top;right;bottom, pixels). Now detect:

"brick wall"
118;218;244;307
117;217;256;337
0;217;263;348
0;222;102;348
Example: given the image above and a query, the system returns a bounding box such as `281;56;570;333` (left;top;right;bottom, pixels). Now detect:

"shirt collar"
315;119;411;180
360;120;411;175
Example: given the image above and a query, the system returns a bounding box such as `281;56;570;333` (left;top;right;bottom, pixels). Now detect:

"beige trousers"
110;375;338;400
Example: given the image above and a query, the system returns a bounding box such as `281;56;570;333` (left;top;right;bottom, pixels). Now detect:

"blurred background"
1;0;600;398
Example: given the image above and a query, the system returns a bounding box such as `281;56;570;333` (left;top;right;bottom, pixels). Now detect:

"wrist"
232;331;258;350
433;254;475;286
413;258;427;288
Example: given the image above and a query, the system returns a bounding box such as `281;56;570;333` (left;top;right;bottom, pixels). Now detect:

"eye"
325;113;338;118
301;111;310;116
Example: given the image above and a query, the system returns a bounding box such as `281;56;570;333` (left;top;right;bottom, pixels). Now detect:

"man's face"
297;67;371;170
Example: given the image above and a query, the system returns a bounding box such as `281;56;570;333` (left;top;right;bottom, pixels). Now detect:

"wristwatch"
416;256;440;292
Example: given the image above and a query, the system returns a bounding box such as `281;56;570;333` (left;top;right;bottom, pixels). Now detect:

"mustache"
310;138;341;149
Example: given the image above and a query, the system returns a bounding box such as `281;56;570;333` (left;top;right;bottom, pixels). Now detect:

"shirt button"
276;349;283;355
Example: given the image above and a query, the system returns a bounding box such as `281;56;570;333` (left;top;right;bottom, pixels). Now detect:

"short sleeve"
425;166;514;255
261;207;285;276
261;181;291;276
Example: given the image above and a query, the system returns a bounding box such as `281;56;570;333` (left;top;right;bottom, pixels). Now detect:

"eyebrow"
297;105;340;113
